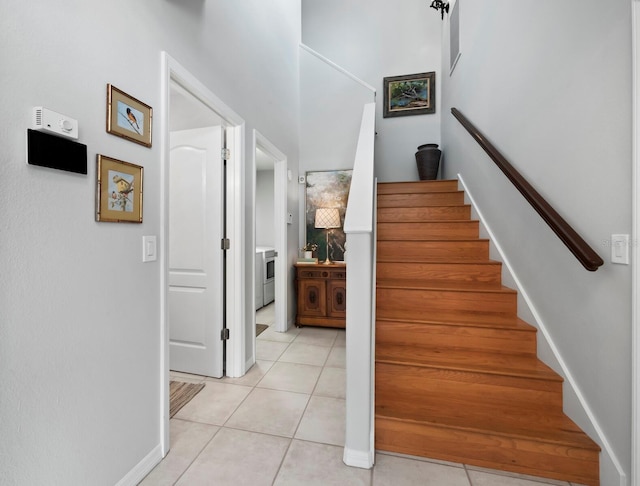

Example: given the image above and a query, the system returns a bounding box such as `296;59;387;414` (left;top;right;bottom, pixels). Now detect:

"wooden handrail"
451;107;604;272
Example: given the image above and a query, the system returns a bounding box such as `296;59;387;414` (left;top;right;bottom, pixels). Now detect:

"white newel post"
342;102;377;468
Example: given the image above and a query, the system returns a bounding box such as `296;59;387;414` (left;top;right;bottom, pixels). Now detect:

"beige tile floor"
140;303;588;486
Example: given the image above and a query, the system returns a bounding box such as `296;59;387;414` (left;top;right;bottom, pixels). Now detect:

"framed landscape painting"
383;72;435;118
305;170;352;263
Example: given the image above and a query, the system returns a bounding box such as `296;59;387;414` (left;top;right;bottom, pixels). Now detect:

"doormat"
256;324;269;336
169;381;205;418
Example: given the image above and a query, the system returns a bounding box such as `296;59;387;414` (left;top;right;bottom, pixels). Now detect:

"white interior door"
169;126;224;378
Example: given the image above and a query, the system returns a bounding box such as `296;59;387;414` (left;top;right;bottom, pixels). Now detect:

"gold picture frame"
96;155;143;223
106;84;153;147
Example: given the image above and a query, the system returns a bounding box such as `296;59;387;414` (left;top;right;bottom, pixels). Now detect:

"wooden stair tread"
378;192;465;207
376;345;562;381
377;255;493;263
378;219;477;224
377;236;490;243
376;315;536;331
377;261;502;285
377;180;459;194
376;219;480;241
375;407;600;451
377;207;472;223
378;235;480;241
376;260;501;271
376;279;515;293
378;237;489;243
377;255;495;263
381;219;479;226
376;258;499;264
377;205;471;213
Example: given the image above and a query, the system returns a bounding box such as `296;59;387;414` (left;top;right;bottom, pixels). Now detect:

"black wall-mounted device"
27;129;87;174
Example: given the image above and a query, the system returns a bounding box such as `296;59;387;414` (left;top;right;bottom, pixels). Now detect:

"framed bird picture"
96;155;143;223
106;84;153;147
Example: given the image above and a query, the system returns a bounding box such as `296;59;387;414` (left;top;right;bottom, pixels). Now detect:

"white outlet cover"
611;234;629;265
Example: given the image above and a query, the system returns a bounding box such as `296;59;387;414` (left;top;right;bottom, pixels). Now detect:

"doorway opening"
253;130;288;358
160;52;246;456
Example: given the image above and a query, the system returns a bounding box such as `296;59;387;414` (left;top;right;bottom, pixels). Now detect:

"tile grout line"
169;423;223;486
271;330;344;485
270;436;294;486
464;464;474;486
283;332;331;442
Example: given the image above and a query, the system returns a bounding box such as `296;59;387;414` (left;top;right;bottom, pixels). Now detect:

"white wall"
256;170;275;247
300;48;375;174
299;48;374;246
440;0;632;483
302;0;442;182
0;1;300;484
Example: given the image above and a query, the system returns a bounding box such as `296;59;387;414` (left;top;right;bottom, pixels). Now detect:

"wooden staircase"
375;180;600;485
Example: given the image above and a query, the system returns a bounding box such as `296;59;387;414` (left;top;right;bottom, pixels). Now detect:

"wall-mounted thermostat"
33;107;78;139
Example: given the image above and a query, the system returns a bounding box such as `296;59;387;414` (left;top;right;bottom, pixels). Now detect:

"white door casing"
168;126;224;378
161;52;246;456
632;3;640;485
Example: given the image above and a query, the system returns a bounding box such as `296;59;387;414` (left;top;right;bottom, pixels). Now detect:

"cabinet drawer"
297;268;332;279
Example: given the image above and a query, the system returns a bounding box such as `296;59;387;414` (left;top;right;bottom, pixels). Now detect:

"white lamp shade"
314;208;341;229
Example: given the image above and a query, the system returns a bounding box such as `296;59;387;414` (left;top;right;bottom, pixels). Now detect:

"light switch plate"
142;235;157;262
611;234;629;265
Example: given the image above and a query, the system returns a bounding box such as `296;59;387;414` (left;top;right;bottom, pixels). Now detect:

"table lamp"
314;208;341;264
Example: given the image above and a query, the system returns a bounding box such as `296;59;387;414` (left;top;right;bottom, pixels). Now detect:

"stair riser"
376;321;536;356
375;419;599;486
377;288;517;318
378;221;479;240
376;363;562;411
377;241;489;261
377;262;501;284
378;180;459;194
378;192;465;208
378;206;471;222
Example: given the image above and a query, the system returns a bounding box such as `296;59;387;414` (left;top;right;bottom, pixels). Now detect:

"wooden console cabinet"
294;263;346;328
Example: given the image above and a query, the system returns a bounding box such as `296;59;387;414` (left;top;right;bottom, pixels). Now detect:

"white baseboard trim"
343;447;374;469
115;443;163;486
457;173;627;486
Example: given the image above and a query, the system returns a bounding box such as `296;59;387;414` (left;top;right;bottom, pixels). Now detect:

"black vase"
415;144;441;180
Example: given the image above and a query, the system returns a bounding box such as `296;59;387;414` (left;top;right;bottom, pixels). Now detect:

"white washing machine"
256;246;275;307
255;249;264;310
